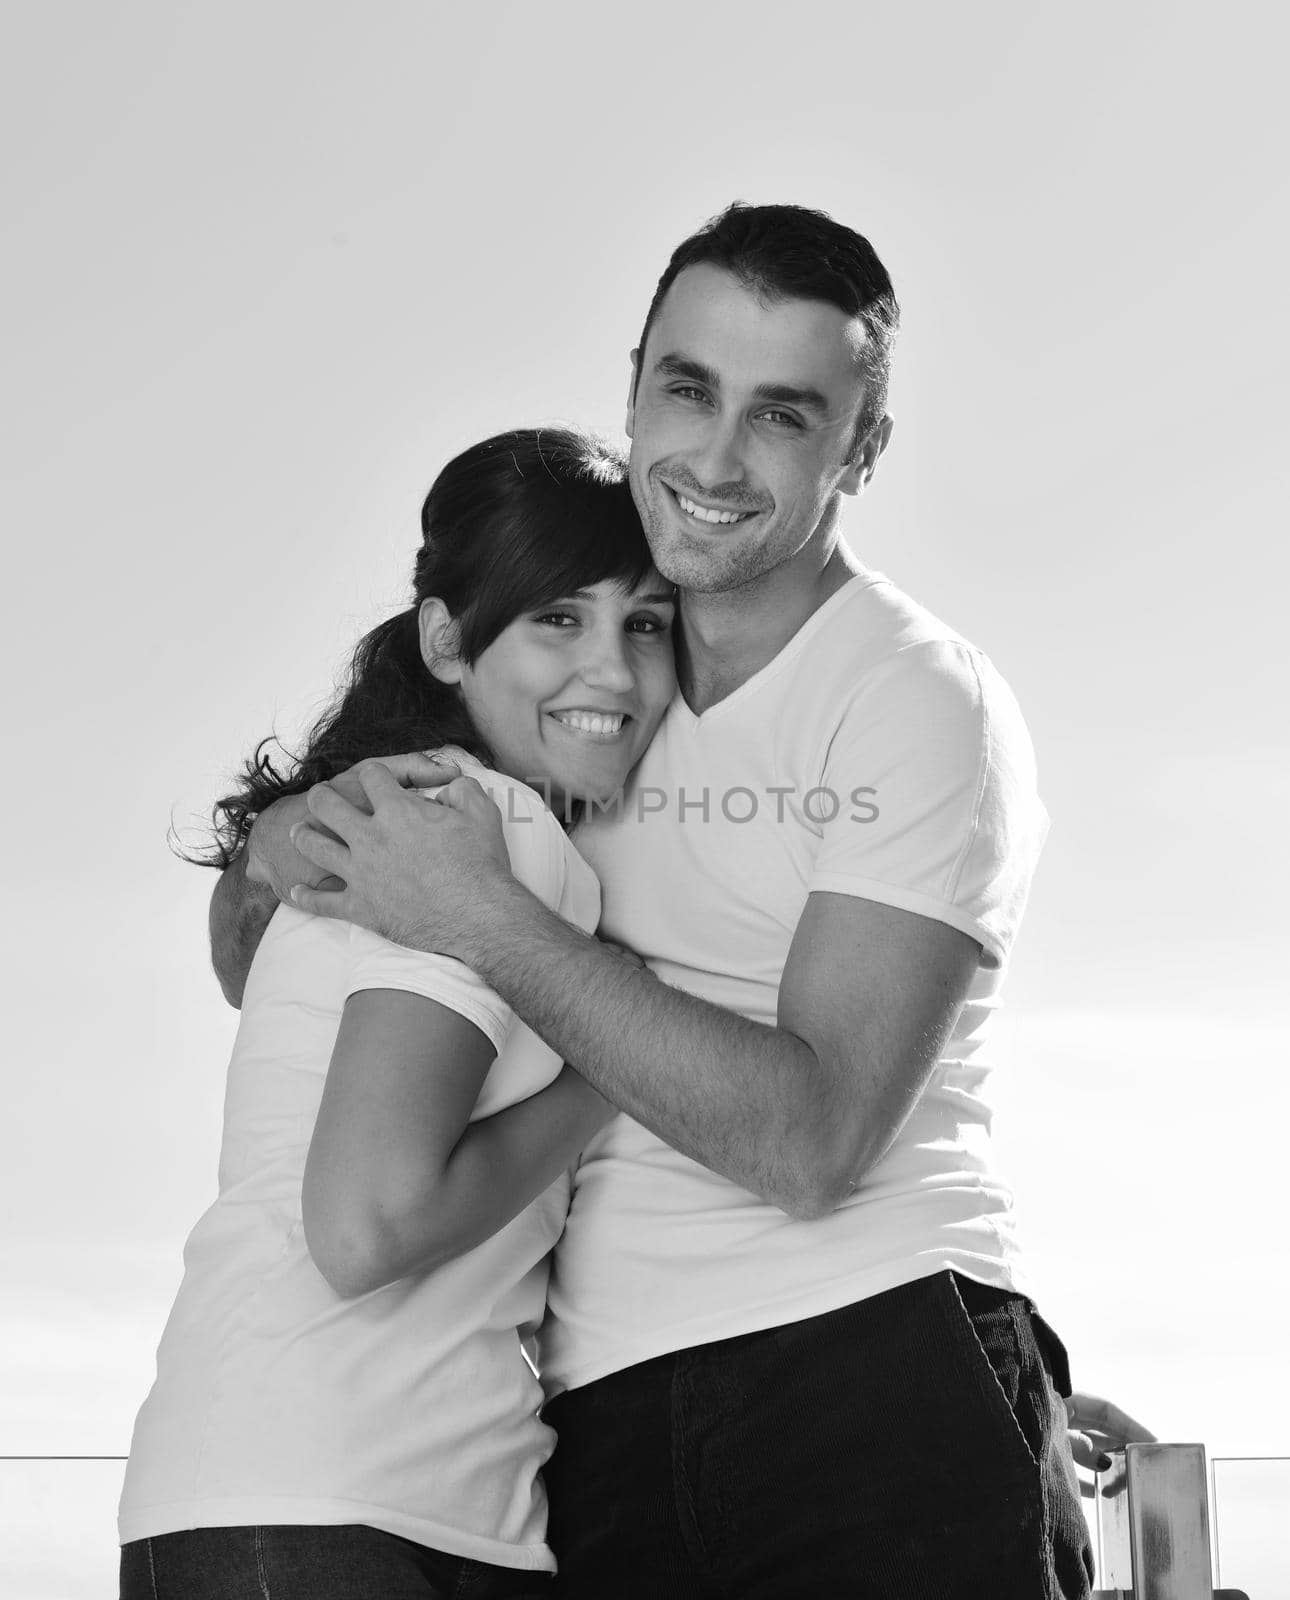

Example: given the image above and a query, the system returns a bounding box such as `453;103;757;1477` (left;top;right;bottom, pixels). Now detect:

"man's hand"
334;751;462;798
248;752;464;903
289;761;512;956
245;794;337;900
1065;1391;1156;1473
209;751;463;1005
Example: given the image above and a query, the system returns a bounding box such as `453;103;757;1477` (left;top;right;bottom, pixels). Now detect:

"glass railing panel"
0;1457;126;1600
1211;1455;1290;1597
3;1449;1286;1594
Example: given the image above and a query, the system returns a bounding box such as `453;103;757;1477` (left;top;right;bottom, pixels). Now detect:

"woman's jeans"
543;1270;1095;1599
119;1524;552;1599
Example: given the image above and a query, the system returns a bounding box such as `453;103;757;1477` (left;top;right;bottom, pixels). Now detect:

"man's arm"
290;767;979;1218
207;760;456;1007
446;880;974;1219
209;794;325;1006
209;847;279;1007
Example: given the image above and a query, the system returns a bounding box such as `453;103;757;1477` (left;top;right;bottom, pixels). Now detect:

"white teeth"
676;493;751;525
551;711;625;736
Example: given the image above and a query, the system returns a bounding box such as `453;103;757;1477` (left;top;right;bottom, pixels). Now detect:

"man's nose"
689;413;748;491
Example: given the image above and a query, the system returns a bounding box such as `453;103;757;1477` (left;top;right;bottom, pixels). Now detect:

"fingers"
1103;1402;1155;1444
306;780;371;839
289;882;351;920
352;760;415;810
1067;1431;1112;1473
428;774;490;813
1065;1392;1156;1446
333;752;460;802
321;760;478;825
291;818;350;878
326;767;376;811
375;751;462;788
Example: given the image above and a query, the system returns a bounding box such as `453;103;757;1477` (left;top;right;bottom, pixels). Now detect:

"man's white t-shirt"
119;756;599;1571
542;571;1050;1396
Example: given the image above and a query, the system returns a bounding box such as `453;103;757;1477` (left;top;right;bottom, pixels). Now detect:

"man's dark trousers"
543;1270;1094;1598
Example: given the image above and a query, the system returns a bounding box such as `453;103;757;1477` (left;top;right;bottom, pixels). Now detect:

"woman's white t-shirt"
119;755;599;1572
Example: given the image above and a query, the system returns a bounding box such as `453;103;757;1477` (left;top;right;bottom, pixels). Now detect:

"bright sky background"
2;1;1287;1589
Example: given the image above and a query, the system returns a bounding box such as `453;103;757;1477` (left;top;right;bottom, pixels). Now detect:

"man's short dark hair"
636;202;900;453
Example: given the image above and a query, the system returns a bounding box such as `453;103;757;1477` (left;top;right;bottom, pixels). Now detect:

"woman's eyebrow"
566;589;677;605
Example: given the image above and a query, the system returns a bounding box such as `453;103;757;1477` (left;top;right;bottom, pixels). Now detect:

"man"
215;204;1097;1595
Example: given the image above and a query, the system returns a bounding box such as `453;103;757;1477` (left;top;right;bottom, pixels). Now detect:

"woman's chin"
560;771;632;811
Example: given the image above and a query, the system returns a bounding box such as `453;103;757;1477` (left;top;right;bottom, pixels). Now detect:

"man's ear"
838;413;895;497
418;597;464;684
625;348;640;439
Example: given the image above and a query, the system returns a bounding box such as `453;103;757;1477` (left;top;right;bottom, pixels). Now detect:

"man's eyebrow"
751;380;831;416
652;353;830;417
653;353;720;389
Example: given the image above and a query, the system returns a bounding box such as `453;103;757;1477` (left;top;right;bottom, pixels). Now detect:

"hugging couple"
120;202;1110;1598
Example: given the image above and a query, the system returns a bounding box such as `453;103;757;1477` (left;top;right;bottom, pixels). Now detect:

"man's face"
625;264;885;595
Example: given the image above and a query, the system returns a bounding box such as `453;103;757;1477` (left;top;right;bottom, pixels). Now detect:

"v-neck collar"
673;572;886;730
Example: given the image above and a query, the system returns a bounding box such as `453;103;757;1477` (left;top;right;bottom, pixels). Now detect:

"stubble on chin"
652;537;758;596
638;479;759;595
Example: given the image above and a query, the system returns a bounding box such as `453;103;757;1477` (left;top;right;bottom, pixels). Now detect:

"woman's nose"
577;630;636;694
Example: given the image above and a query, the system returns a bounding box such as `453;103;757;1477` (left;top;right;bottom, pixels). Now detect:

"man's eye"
669;386;710;405
761;409;802;429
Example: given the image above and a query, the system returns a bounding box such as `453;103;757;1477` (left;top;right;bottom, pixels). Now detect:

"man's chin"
647;538;747;595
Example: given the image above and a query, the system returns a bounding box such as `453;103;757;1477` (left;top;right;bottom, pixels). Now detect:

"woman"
118;427;677;1598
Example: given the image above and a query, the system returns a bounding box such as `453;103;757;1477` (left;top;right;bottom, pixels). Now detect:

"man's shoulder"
804;580;1034;767
822;571;975;656
798;575;993;704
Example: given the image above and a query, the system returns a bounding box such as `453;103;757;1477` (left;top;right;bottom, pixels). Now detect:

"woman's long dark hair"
187;427;655;868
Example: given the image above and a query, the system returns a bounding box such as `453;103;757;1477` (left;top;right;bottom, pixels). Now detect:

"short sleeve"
345;772;572;1048
809;640;1049;968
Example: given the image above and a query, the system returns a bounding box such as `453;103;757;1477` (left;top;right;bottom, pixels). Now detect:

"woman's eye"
627;613;672;635
533;610;578;627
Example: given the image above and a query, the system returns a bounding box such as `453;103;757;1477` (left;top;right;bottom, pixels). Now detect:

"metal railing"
1091;1444;1287;1598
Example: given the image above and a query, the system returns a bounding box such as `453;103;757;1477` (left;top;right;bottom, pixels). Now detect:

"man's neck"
676;539;863;715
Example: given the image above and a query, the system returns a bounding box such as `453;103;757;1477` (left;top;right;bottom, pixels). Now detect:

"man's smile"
674;492;753;525
660;481;761;528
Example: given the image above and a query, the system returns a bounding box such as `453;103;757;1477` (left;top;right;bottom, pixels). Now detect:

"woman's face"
458;572;677;807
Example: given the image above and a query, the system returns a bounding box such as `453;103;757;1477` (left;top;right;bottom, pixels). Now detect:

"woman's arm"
302;987;610;1298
